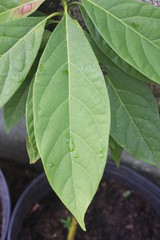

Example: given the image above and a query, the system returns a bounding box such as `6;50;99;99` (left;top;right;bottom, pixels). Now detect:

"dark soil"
19;179;160;240
0;200;2;238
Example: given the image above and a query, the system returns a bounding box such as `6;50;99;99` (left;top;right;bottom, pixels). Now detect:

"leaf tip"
78;219;86;231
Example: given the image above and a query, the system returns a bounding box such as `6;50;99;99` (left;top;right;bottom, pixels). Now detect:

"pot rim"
0;170;11;240
7;160;160;240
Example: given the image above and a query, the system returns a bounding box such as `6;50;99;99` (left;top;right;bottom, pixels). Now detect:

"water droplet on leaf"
99;146;104;153
63;70;68;77
47;161;54;167
99;138;105;154
66;132;75;152
38;106;41;112
19;78;24;84
73;153;79;158
99;153;104;159
39;64;44;72
69;140;75;152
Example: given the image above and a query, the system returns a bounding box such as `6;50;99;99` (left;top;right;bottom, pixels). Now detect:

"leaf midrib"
65;13;81;221
85;0;160;51
107;75;159;165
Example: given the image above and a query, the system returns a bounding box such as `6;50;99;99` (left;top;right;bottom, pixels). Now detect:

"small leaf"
80;6;150;83
105;66;160;168
0;17;46;108
26;134;40;164
26;79;40;164
33;14;110;229
109;136;123;167
122;190;132;198
3;77;30;133
81;0;160;84
0;0;45;23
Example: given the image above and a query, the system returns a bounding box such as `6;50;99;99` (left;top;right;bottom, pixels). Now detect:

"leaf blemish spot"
21;4;32;15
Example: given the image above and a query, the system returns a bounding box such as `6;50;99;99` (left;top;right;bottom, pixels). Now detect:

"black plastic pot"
7;160;160;240
0;170;11;240
0;110;28;163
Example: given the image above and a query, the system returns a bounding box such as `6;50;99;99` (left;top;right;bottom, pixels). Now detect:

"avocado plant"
0;0;160;237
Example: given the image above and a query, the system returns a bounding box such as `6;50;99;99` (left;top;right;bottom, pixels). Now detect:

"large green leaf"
0;0;45;23
26;79;40;164
0;17;46;108
80;6;150;83
81;0;160;84
3;77;30;133
87;31;160;167
105;66;160;168
33;14;110;229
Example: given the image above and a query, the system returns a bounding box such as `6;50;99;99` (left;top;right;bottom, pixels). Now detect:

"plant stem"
67;216;78;240
61;0;68;12
46;12;63;21
68;1;83;7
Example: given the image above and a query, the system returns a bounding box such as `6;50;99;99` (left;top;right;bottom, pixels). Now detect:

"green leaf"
80;6;150;83
0;17;46;108
81;0;160;84
0;0;45;23
33;14;110;230
26;79;40;164
84;31;116;70
3;43;43;133
105;66;160;168
109;136;123;167
3;77;30;133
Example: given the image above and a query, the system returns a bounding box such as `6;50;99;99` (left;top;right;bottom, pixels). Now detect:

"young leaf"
80;6;150;83
81;0;160;84
33;14;110;230
3;78;30;133
109;136;123;167
26;79;40;164
0;17;46;108
105;67;160;168
0;0;45;23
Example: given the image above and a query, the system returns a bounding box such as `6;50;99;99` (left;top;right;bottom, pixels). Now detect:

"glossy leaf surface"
26;79;40;163
0;17;46;108
33;14;110;229
105;67;160;168
80;6;150;83
81;0;160;83
0;0;45;23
